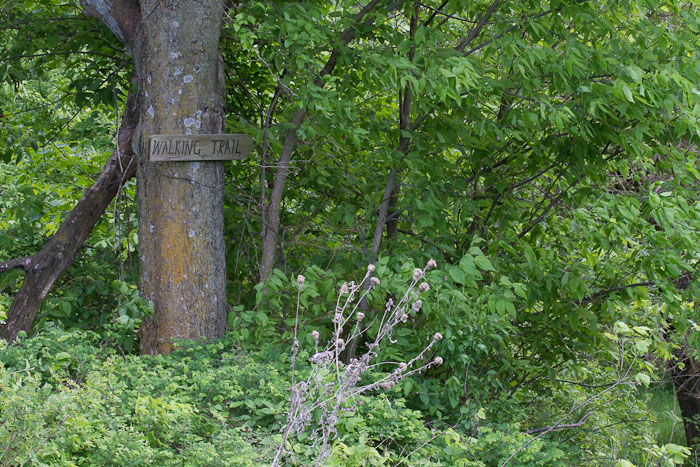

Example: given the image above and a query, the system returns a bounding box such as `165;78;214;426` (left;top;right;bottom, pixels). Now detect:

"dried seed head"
312;330;320;342
340;282;349;295
433;332;443;341
412;300;423;312
399;362;407;371
418;282;430;292
434;356;443;366
356;312;365;322
370;277;381;287
427;258;437;269
297;274;306;286
336;338;345;348
381;381;395;391
367;264;376;273
400;313;408;323
413;268;422;281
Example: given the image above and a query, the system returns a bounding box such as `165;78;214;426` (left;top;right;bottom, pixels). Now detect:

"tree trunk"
386;183;400;242
672;348;700;447
257;0;397;281
260;111;305;281
0;78;140;342
135;0;228;354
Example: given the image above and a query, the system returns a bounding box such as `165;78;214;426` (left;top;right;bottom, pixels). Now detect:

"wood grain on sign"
149;134;254;161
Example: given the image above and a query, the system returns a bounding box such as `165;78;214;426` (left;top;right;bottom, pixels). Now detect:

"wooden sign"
149;134;254;162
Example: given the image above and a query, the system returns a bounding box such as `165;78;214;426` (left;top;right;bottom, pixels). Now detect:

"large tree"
0;0;231;354
82;0;232;354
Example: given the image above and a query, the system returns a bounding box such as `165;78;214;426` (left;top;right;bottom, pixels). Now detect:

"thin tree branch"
526;410;593;434
517;180;579;239
464;0;590;57
555;379;621;389
260;0;409;279
420;0;476;27
582;282;655;303
501;354;636;466
1;51;120;63
455;0;501;52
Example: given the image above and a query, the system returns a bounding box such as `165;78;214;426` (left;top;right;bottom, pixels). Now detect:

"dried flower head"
398;362;407;372
336;338;345;348
312;330;320;342
400;313;408;323
370;277;381;287
427;258;437;269
340;282;349;295
381;381;395;391
433;332;443;341
367;264;376;273
434;356;444;366
418;282;430;292
413;268;423;281
356;312;365;322
297;274;306;286
412;299;423;312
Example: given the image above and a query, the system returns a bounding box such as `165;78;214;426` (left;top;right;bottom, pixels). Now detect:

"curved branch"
81;0;141;50
0;76;140;342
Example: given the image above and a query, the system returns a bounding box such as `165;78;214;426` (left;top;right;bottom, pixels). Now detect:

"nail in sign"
149;134;254;161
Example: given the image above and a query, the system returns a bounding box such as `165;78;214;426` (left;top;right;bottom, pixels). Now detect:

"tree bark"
134;0;228;354
260;110;306;281
0;78;140;342
386;183;400;242
672;348;700;447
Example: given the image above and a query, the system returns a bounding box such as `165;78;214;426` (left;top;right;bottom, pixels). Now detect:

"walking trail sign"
149;134;254;161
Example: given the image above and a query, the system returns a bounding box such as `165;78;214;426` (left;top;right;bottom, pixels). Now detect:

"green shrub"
1;329;474;466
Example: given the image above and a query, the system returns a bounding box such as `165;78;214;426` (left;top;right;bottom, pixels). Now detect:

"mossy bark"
134;0;228;355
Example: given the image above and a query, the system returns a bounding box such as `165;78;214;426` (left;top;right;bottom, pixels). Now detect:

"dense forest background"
1;0;700;464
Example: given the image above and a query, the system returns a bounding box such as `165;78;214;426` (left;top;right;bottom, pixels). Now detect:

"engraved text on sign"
149;134;254;161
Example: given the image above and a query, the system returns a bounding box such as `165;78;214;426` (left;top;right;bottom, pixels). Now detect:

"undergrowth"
0;327;577;466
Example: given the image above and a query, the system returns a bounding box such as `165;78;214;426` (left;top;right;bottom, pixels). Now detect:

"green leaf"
622;85;635;103
635;372;650;386
54;352;71;360
474;256;495;272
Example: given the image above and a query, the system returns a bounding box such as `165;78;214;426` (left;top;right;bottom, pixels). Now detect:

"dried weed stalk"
272;259;441;467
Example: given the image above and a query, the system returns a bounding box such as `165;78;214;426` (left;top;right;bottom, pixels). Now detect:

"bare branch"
526;410;594;434
581;282;655;303
455;0;501;53
501;354;636;466
0;257;32;274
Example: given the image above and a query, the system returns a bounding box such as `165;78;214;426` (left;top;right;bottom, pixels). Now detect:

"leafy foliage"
2;0;700;464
